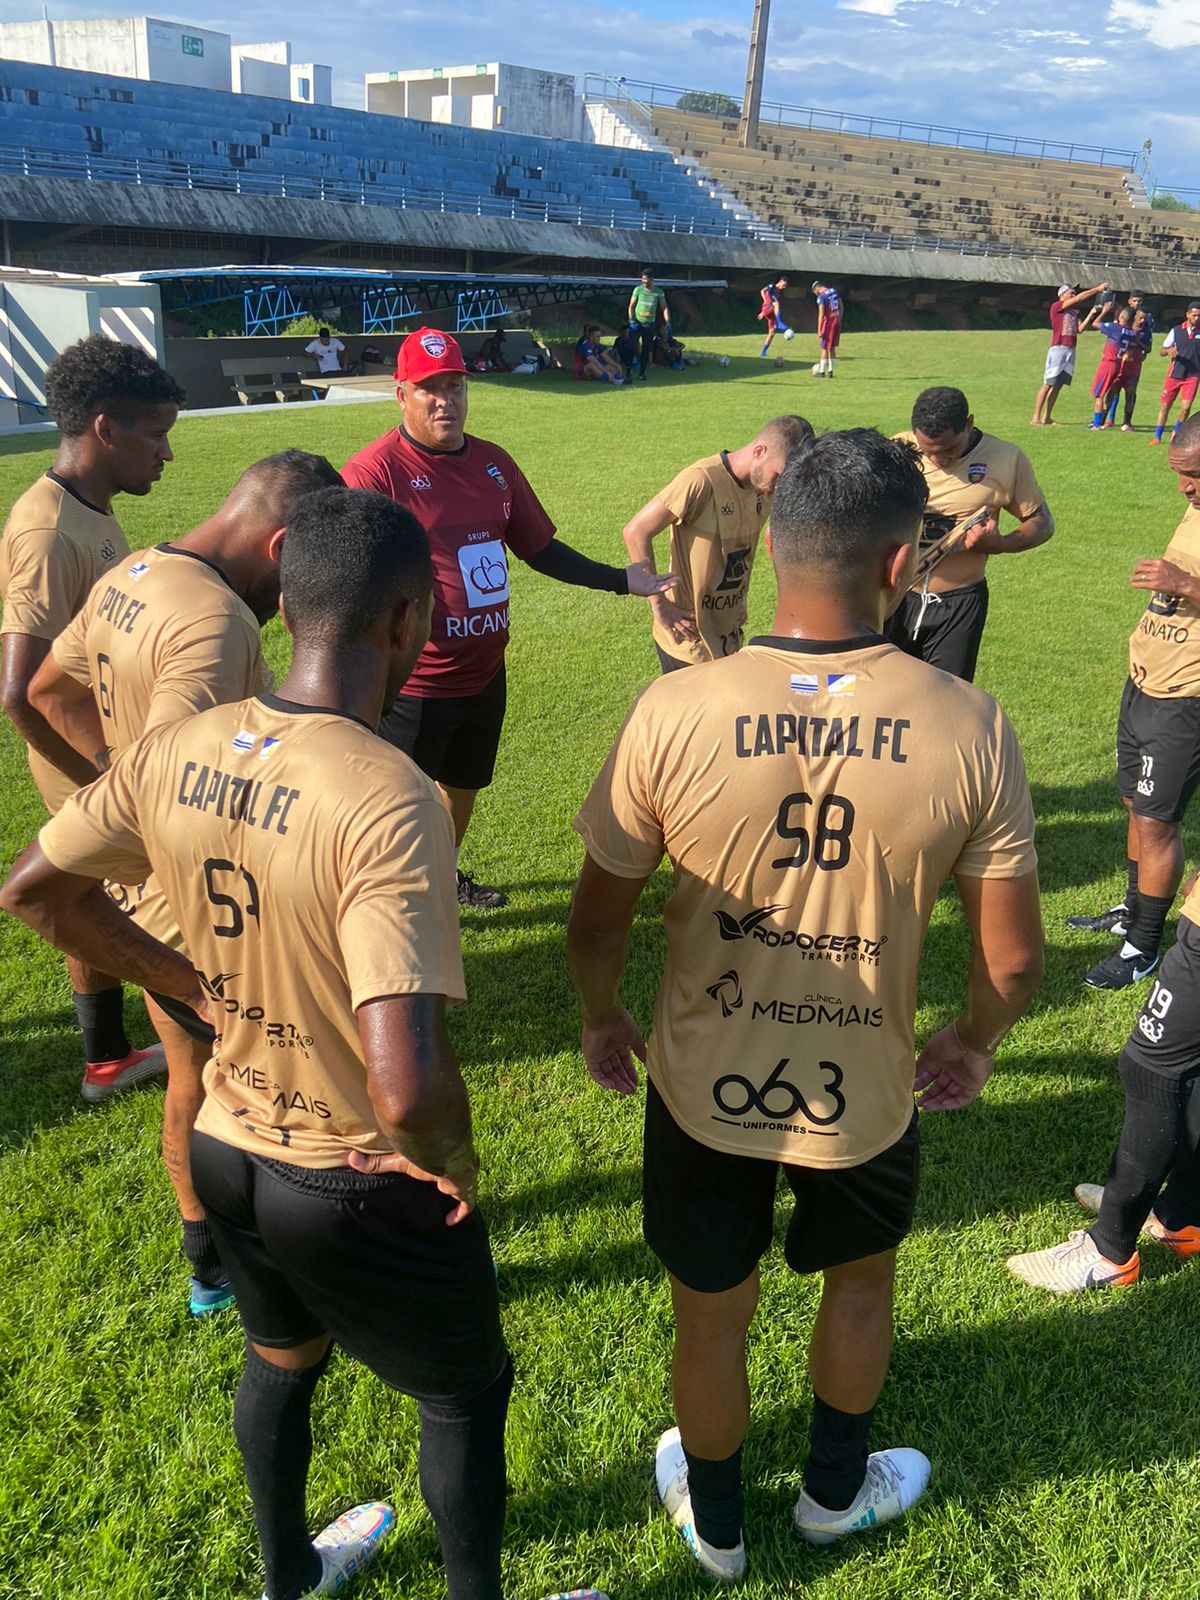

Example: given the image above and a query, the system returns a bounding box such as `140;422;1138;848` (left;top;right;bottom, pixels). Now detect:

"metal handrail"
581;75;1141;172
0;141;1195;276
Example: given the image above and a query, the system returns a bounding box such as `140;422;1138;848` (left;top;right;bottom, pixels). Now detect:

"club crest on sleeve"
486;462;509;491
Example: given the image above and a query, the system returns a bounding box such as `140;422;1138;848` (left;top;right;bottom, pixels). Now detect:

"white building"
365;62;579;142
232;42;332;106
0;16;330;103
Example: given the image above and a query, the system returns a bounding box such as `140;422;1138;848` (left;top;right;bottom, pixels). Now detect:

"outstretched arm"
524;538;676;597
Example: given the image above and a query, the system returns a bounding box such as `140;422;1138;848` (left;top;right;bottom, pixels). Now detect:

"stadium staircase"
649;104;1200;271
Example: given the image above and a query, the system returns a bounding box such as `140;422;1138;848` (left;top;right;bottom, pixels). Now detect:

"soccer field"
3;326;1199;1600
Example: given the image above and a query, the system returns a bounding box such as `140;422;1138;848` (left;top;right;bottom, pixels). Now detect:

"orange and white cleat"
1074;1184;1200;1261
1006;1229;1139;1294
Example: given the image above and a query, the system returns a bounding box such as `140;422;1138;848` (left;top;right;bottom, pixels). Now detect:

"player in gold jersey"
622;417;813;671
0;488;607;1600
568;429;1043;1579
1066;416;1200;990
27;450;342;1315
889;387;1052;682
0;334;181;1100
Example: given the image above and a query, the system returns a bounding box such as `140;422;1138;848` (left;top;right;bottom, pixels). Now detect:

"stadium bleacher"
651;106;1200;267
0;60;743;234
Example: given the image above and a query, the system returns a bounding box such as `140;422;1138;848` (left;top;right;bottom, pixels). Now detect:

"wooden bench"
220;358;312;406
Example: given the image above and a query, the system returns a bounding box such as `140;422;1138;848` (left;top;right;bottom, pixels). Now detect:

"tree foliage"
676;90;741;119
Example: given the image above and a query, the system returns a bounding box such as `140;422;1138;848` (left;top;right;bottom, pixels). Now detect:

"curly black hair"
44;335;185;437
911;386;970;438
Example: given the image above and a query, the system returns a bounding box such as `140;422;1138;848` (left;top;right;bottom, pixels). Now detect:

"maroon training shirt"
342;426;555;698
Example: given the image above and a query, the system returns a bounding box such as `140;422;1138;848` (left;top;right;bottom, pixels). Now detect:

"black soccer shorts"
1116;678;1200;823
642;1080;919;1292
378;664;507;791
190;1132;508;1405
886;579;989;684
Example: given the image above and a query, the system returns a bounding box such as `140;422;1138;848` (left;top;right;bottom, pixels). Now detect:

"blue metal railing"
0;140;1194;275
583;75;1142;171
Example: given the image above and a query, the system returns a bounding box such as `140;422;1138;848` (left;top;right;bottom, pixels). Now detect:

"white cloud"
1108;0;1200;46
836;0;903;14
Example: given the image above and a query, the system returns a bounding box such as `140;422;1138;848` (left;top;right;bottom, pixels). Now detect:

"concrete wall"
0;19;58;66
0;278;163;427
233;49;291;101
364;62;577;141
139;18;232;91
6;173;1199;298
292;64;331;106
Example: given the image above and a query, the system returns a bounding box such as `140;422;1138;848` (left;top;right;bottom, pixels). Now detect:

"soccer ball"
774;356;785;369
812;363;822;375
783;328;795;341
717;355;730;368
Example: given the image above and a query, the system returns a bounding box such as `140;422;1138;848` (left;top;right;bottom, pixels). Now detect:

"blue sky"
2;1;1196;185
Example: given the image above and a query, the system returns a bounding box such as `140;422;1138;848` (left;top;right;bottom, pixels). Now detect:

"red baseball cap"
396;327;468;381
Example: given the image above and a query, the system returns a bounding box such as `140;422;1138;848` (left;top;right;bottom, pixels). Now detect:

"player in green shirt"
627;268;670;382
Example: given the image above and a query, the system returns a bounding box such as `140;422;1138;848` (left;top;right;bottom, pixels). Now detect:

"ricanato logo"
713;907;885;964
456;538;510;609
705;969;744;1017
470;553;508;594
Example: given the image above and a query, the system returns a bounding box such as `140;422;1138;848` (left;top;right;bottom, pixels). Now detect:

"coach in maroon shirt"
343;327;671;908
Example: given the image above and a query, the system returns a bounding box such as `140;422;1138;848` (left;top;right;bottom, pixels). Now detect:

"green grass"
2;328;1199;1599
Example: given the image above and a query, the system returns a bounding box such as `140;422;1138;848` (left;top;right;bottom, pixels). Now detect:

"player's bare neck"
772;588;882;643
277;641;390;732
49;447;115;515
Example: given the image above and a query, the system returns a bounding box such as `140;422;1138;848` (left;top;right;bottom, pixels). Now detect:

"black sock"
1090;1051;1191;1261
417;1358;512;1600
72;987;130;1065
1125;858;1140;916
803;1394;874;1512
182;1218;226;1287
683;1443;743;1551
233;1344;329;1600
1151;1076;1200;1231
1124;892;1173;959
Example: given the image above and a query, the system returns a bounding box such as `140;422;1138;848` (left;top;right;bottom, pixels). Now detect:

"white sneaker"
655;1427;747;1581
793;1448;931;1545
1006;1229;1138;1294
260;1502;395;1597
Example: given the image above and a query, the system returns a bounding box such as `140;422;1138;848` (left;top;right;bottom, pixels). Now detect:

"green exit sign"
181;33;204;56
476;63;487;73
432;66;443;79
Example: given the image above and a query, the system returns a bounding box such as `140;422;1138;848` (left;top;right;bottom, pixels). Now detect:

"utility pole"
738;0;769;149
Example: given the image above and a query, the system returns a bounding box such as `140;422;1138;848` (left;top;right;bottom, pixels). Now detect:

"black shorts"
655;643;692;675
146;990;216;1047
886;579;989;683
378;664;506;791
1116;678;1200;823
1124;915;1200;1082
642;1080;919;1292
190;1131;508;1405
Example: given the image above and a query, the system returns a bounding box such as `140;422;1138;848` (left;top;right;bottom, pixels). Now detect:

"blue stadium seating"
0;60;739;231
